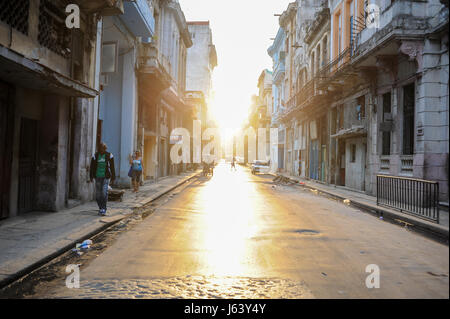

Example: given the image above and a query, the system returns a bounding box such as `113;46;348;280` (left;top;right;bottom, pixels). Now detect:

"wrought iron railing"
317;46;351;80
286;79;316;112
377;175;440;223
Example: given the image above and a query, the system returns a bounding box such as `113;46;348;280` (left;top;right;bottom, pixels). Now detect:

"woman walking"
129;150;143;192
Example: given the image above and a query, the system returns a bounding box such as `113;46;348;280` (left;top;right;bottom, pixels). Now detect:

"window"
338;105;344;130
0;0;30;35
403;84;415;155
322;36;328;66
316;44;321;72
382;92;391;155
356;96;365;121
338;13;342;54
349;0;355;53
38;0;72;58
350;144;356;163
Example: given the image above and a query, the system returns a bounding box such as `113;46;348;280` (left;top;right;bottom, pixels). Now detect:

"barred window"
0;0;30;35
38;0;72;59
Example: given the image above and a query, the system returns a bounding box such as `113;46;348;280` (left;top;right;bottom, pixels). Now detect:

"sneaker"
101;209;107;216
98;209;103;216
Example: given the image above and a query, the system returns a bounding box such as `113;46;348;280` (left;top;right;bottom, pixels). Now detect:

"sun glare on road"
197;163;260;276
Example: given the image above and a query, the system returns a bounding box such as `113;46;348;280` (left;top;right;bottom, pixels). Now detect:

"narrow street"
31;163;448;299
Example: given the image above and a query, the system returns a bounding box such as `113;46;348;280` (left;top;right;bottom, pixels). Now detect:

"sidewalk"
0;170;201;288
273;172;449;244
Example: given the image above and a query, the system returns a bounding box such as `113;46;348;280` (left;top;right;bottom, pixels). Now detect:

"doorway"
18;118;39;214
309;140;319;180
0;82;14;219
159;138;166;178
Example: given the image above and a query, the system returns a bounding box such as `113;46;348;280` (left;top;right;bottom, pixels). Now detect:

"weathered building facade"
185;21;218;163
138;0;192;180
0;0;123;219
98;0;155;187
0;0;202;221
268;27;287;172
269;0;449;203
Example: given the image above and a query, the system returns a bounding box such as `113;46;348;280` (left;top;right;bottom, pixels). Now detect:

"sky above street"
180;0;293;132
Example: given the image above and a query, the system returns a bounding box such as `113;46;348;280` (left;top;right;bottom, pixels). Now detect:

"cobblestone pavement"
32;276;314;299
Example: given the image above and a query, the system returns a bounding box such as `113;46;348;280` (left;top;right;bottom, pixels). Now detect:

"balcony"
273;56;286;84
353;0;432;61
72;0;124;15
138;43;171;97
121;0;155;38
331;117;368;139
282;78;318;120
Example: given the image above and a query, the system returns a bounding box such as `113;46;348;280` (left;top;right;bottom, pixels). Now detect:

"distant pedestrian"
231;156;237;171
90;142;116;216
129;150;143;192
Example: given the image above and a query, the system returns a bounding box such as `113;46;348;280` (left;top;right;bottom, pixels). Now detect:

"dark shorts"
131;170;142;182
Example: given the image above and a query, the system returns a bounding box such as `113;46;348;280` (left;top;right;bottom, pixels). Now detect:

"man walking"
90;142;116;216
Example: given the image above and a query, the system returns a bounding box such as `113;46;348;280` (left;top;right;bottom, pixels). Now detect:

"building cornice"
268;27;286;57
166;0;193;48
280;2;297;29
304;7;330;45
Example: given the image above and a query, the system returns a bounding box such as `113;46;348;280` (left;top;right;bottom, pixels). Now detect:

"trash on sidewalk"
343;199;351;205
108;189;125;202
73;239;93;252
71;249;84;256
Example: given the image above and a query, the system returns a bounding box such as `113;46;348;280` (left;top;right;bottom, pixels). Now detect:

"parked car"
251;160;270;175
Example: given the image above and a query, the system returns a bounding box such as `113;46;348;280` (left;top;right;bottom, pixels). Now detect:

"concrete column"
119;49;137;186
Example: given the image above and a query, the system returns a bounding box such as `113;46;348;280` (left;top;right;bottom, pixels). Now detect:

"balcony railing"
285;78;316;112
317;47;351;80
353;0;431;56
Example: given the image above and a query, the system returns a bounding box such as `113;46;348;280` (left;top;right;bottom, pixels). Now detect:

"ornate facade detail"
399;41;424;73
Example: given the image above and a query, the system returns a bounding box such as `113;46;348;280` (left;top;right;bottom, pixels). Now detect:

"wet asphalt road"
32;163;448;298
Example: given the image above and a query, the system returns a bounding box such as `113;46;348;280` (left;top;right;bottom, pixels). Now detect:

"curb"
0;217;122;291
0;171;201;291
138;171;202;206
272;173;449;245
